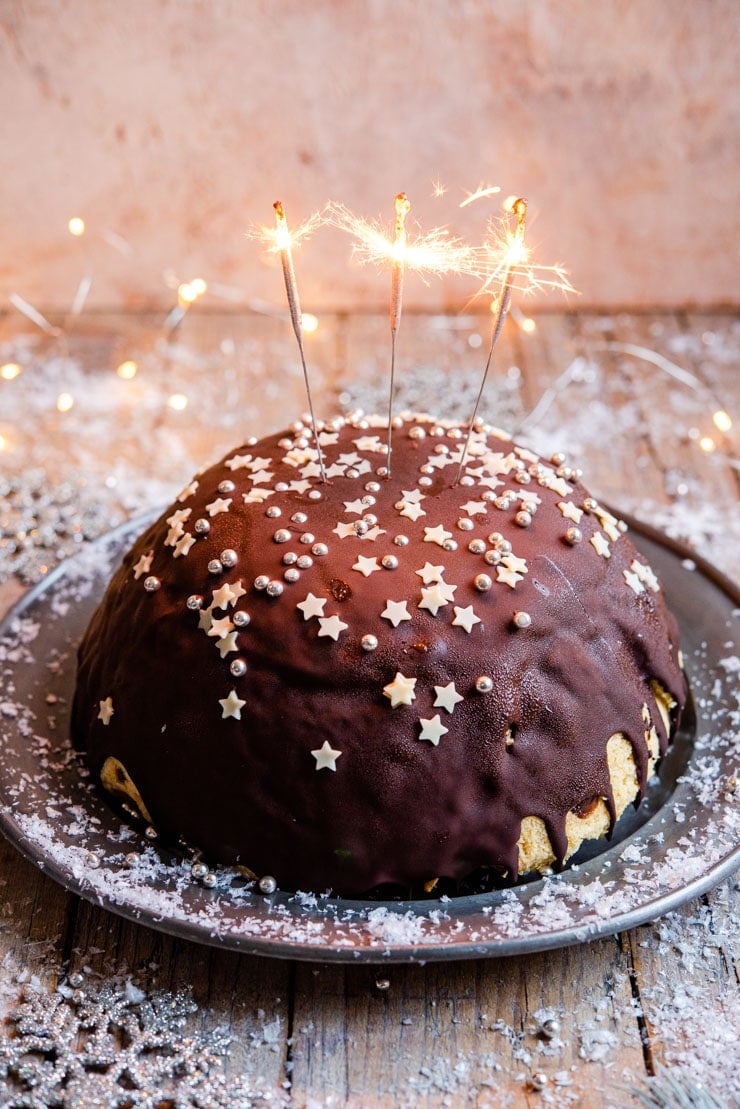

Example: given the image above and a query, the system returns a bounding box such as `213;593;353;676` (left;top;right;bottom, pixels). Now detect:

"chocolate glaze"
72;414;686;895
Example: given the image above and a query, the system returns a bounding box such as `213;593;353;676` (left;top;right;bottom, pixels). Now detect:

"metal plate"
0;513;737;963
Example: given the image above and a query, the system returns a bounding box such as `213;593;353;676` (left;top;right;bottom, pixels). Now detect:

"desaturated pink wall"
1;0;737;313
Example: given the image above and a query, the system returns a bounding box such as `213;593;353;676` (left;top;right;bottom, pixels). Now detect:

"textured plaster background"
1;0;738;312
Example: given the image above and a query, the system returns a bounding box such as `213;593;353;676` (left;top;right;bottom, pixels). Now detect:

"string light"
167;393;189;411
116;360;138;380
713;410;732;433
301;312;319;334
0;432;10;452
699;436;716;453
1;362;22;381
459;184;501;209
67;217;86;237
56;392;75;413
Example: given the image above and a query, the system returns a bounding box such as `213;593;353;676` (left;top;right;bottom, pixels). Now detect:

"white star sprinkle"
434;682;464;713
381;599;412;627
208;615;234;639
399;501;426;522
418;714;449;746
353;435;384;452
501;552;528;575
300;462;324;480
460;500;487;516
557;500;583;523
318;614;349;641
216;631;239;658
173;533;196;558
418;584;453;616
242;488;275;504
247;456;272;471
311;740;342;771
590;532;611;558
383;672;417;707
452;605;481;633
167;508;192;529
339;452;362;466
224;453;253;471
132;551;153;580
423;524;453;547
496;565;523;589
623;569;645;595
297;593;327;620
333;522;358;540
595;507;622;542
288;480;311;494
176;480;198;503
165;523;184;547
219;689;246;720
318;431;339;446
197;607;213;632
477;475;503;492
415;562;444;584
353;555;381;577
518;490;541;509
401;488;425;503
343;498;366;515
362;526;386;541
631;559;659;592
480;452;509;474
284;448;313;468
212;582;241;609
206;497;232;517
97;697;114;725
325;462;347;479
249;469;274;485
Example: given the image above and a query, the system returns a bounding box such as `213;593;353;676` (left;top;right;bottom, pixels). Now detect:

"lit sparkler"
329;197;471;474
271;201;326;482
455;196;528;483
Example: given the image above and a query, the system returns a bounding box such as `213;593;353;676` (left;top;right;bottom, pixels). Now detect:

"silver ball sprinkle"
495;496;512;510
232;610;251;627
144;825;158;840
565;527;582;545
191;861;208;880
308;489;322;501
259;874;278;895
283;551;298;565
409;425;426;439
273;529;291;543
346;468;359;478
551;451;565;465
475;676;493;693
284;568;300;583
443;539;458;552
363;513;378;526
583;497;598;511
275;481;289;492
530;1072;548;1092
354;521;368;536
125;852;140;868
498;539;512;554
68;972;85;988
254;575;269;590
365;481;380;492
394;534;409;546
266;505;282;518
208;559;223;575
221;549;238;567
514;470;531;484
375;978;391;990
202;871;218;888
312;543;328;557
484;549;502;566
419;476;433;487
143;576;161;592
186;594;203;610
541;1017;561;1039
457;518;474;531
85;852;101;869
218;479;235;493
459;475;475;487
362;634;378;651
513;611;532;629
381;555;398;570
278;437;293;449
474;573;492;592
297;555;313;569
266;580;284;597
291;512;308;523
468;539;486;555
194;517;210;534
515;510;532;528
361;494;376;506
230;658;247;677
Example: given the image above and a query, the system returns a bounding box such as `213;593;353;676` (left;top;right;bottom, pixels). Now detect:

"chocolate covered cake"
72;411;686;896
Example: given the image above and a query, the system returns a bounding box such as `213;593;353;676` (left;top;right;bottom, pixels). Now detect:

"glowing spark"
167;392;189;411
100;228;134;256
327;202;470;279
432;178;447;198
459;183;501;209
385;192;412;475
56;392;75;413
68;216;86;237
712;409;732;433
699;436;716;453
455;197;528;483
271;201;326;482
0;362;22;381
70;273;93;316
0;433;10;452
301;312;319;334
117;360;138;380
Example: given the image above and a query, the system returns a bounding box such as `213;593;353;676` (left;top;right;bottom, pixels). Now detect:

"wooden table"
0;308;737;1107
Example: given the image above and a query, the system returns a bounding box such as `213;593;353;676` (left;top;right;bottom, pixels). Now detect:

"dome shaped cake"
72;412;686;896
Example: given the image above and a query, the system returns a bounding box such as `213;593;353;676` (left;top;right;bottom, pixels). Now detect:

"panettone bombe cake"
72;412;686;896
